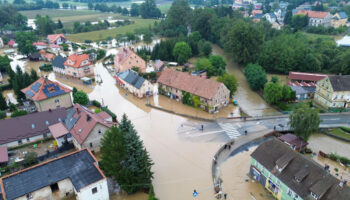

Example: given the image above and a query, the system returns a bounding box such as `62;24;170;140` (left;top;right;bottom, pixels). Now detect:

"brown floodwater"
308;134;350;157
211;45;278;117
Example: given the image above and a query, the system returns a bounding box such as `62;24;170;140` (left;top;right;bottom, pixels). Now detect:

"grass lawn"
66;18;158;42
328;128;350;140
301;32;344;42
20;9;100;19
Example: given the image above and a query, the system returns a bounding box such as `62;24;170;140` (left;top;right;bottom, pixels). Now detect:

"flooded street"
211;45;278;117
308;133;350;157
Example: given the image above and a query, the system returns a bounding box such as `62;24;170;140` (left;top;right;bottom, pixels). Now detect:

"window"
18;140;22;145
54;99;60;103
46;121;49;125
50;183;59;192
26;193;33;199
32;124;35;129
294;193;299;200
288;189;293;197
58;118;62;122
92;187;98;194
90;143;93;148
98;130;102;134
43;133;48;138
27;138;30;142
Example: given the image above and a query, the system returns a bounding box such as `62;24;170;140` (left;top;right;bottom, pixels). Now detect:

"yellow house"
331;12;348;28
21;77;73;112
314;75;350;109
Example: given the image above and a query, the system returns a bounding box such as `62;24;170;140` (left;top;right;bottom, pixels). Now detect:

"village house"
115;69;153;98
33;42;48;50
264;13;277;23
0;108;67;147
278;133;308;152
50;44;62;52
331;12;348;28
52;55;67;74
47;34;66;45
250;138;350;200
288;71;327;83
289;86;315;101
55;104;113;153
7;40;17;48
157;68;230;113
28;52;42;61
154;60;165;72
114;47;146;73
40;50;55;62
295;10;332;27
314;75;350;109
251;9;263;17
21;77;72;112
0;37;4;48
64;53;94;78
0;149;110;200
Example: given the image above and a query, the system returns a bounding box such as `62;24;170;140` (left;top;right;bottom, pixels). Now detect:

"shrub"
95;108;101;113
341;126;350;133
0;110;6;119
92;100;101;108
24;152;38;167
39;64;53;72
101;106;116;119
11;110;28;118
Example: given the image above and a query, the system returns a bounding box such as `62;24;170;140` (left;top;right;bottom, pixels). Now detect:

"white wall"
76;179;109;200
0;132;52;148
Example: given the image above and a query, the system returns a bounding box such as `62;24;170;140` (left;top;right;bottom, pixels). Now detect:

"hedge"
340;126;350;133
0;83;12;91
101;106;116;119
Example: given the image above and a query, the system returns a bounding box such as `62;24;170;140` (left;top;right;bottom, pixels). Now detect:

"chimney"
76;107;80;114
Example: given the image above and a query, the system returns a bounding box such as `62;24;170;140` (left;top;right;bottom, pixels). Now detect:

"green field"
328;128;350;140
66;18;158;42
20;9;100;19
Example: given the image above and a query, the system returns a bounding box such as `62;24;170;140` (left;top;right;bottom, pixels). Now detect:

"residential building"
157;68;230;113
0;108;67;147
290;86;315;101
253;13;264;22
28;52;42;61
64;53;94;78
0;149;109;200
264;13;277;23
314;75;350;109
295;10;332;27
114;47;146;73
154;60;165;72
288;71;327;83
274;9;286;24
59;104;113;152
52;55;67;74
278;133;308;152
0;37;3;48
50;44;62;52
21;77;72;112
7;40;17;48
331;12;348;28
251;9;263;17
40;50;56;62
33;42;48;50
250;138;350;200
115;69;153;98
47;34;66;45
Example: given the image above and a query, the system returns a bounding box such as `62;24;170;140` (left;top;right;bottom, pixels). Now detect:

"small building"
278;133;308;152
7;40;17;48
252;13;264;22
64;53;94;78
264;13;277;23
50;44;62;52
332;12;348;28
250;138;350;200
0;149;110;200
52;55;67;75
290;86;316;101
295;10;332;27
48;122;71;147
21;77;73;112
314;75;350;109
157;68;230;113
251;9;263;17
43;53;55;62
63;104;113;153
337;35;350;47
114;47;146;73
0;108;67;147
0;37;4;48
47;34;66;45
28;52;42;61
154;60;165;72
33;42;48;50
288;71;327;83
116;69;153;98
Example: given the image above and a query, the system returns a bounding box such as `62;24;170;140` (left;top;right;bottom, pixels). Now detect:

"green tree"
192;95;201;107
173;41;192;65
222;21;264;65
148;184;158;200
284;10;292;25
0;55;11;73
195;58;213;76
182;92;192;105
57;19;63;29
143;31;153;44
270;76;279;83
166;0;192;35
23;40;36;56
73;91;89;105
191;8;216;40
217;73;238;97
264;82;282;104
24;152;38;166
30;69;39;82
282;85;296;101
198;40;212;57
209;55;226;76
244;64;267;91
0;111;6;120
139;0;161;19
11;110;28;118
35;15;56;36
0;88;7;110
291;14;309;30
130;3;139;17
289;103;321;141
15;32;37;55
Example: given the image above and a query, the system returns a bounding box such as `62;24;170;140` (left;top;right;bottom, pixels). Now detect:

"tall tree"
198;40;212;57
15;32;37;56
289;103;321;141
130;3;139;17
209;55;226;76
73;91;89;105
264;81;282;105
244;63;267;91
30;68;39;82
139;0;161;19
191;8;216;40
0;88;7;110
173;41;192;65
57;19;63;29
167;0;191;31
217;73;238;97
35;15;56;36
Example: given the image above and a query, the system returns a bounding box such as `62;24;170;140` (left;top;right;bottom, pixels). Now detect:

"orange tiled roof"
21;77;71;101
64;54;91;68
47;34;65;43
157;68;226;99
296;10;329;18
116;47;145;65
45;53;55;59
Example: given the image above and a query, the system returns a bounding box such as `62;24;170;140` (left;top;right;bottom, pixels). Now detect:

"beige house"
116;69;153;98
296;10;332;27
21;77;72;112
314;75;350;109
0;149;109;200
64;53;94;78
114;47;146;73
157;68;230;113
331;12;348;28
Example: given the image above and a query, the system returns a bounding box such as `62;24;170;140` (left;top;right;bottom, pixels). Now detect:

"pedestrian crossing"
218;123;241;139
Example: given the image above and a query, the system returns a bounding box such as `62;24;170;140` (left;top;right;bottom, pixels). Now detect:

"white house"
116;69;153;98
52;55;67;74
33;42;48;50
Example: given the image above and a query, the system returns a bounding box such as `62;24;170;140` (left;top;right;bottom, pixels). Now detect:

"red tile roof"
44;53;55;59
33;42;48;46
64;54;91;68
21;77;71;101
70;104;112;145
157;68;227;99
50;44;61;49
48;122;69;139
8;40;15;46
289;71;327;82
296;10;329;19
0;147;8;163
47;34;65;44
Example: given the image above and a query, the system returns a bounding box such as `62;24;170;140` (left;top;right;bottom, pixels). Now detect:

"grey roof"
52;55;66;69
253;13;264;19
65;107;80;130
118;70;146;89
338;12;348;19
0;108;67;145
290;86;315;95
268;12;277;18
329;75;350;91
2;149;104;200
251;138;350;200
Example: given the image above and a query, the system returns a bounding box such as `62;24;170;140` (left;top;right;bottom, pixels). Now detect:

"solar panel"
30;82;42;92
25;90;34;98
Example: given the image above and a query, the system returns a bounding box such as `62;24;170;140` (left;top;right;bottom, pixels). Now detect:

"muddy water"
89;63;223;200
312;156;350;185
308;134;350;157
211;45;278;117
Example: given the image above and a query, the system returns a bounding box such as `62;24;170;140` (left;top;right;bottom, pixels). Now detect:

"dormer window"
32;124;35;129
45;121;49;125
311;192;319;199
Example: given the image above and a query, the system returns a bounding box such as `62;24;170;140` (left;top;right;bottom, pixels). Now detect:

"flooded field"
211;45;278;117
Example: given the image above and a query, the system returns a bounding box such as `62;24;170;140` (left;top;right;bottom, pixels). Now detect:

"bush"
39;64;53;72
61;43;69;51
11;110;28;118
0;83;12;91
0;110;6;119
101;106;116;119
24;152;38;167
341;126;350;133
92;100;101;108
95;108;101;113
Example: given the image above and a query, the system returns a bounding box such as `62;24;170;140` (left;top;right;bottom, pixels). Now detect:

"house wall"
0;132;51;148
331;13;347;28
309;14;332;27
53;66;66;75
76;179;109;200
14;178;75;200
55;135;72;147
114;54;146;73
34;93;72;112
35;45;47;50
81;123;109;152
121;79;153;98
65;64;94;78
